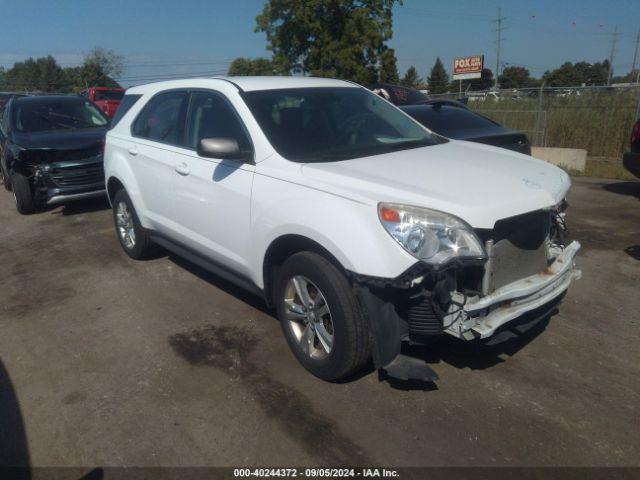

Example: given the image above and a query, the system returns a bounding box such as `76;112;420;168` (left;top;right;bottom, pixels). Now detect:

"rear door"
169;89;255;276
129;90;189;235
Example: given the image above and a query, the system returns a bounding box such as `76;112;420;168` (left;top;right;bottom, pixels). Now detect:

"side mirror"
197;137;252;162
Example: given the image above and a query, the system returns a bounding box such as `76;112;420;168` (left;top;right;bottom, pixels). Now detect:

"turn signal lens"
379;206;401;223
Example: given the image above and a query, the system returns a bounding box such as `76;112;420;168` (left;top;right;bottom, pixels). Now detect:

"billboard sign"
453;55;484;80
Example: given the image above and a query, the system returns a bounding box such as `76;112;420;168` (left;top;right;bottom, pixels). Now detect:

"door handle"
128;146;138;156
175;163;190;176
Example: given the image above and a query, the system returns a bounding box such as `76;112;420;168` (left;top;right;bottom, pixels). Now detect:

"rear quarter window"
406;105;500;136
110;94;142;129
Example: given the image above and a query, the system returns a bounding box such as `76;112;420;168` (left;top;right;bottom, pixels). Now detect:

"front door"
170;90;255;277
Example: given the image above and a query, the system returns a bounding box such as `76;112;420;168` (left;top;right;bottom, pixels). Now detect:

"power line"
632;28;640;83
607;25;620;85
493;7;507;88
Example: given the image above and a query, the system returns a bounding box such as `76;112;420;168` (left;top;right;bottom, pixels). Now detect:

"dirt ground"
0;176;638;468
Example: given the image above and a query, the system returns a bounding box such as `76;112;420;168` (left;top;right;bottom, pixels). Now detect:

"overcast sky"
0;0;638;86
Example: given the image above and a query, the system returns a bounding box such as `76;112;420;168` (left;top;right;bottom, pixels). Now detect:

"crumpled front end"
351;205;581;381
14;146;106;205
446;239;580;340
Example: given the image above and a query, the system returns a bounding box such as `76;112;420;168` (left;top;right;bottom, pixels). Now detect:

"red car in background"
81;87;125;118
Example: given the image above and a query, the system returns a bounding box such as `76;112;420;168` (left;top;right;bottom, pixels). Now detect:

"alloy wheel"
283;275;334;360
116;201;136;249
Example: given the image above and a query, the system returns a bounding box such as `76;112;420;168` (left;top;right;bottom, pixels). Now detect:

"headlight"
378;203;486;266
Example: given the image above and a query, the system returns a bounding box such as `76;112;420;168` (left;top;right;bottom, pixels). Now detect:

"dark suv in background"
0;95;109;213
368;84;531;155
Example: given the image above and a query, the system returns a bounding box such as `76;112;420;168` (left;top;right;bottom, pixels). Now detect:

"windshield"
13;98;109;133
94;90;125;101
243;87;446;162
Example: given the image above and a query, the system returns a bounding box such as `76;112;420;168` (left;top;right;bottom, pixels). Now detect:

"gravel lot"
0;176;638;468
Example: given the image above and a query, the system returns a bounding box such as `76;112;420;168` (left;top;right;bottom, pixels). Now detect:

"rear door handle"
175;163;190;176
128;146;138;156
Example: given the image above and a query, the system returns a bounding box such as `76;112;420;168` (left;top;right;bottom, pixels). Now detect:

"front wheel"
10;173;35;214
275;252;371;381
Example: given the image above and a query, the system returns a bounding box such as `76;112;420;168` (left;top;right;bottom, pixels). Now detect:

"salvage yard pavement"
0;176;638;467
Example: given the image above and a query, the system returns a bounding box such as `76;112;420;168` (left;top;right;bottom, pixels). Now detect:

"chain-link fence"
428;85;640;164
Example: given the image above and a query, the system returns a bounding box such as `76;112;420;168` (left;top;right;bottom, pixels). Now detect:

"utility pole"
632;28;640;84
493;7;506;90
607;25;619;86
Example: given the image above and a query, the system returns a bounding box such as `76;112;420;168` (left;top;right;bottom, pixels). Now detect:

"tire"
275;251;371;381
10;173;35;214
112;189;158;260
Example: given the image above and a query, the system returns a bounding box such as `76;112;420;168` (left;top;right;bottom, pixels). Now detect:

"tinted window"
132;92;187;145
13;97;108;133
186;91;251;152
94;90;125;101
389;86;428;105
243;87;445;162
110;94;141;129
404;105;499;136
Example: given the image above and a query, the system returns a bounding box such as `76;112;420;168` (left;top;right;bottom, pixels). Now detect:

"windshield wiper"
387;139;432;151
33;112;75;129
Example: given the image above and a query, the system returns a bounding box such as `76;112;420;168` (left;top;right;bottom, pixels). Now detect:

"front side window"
243;87;446;162
186;91;252;153
13;98;109;133
132;91;187;145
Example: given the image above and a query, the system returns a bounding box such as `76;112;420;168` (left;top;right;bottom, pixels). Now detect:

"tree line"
0;47;123;93
229;0;639;93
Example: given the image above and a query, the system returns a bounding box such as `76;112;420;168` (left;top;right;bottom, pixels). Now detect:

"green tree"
1;56;65;92
256;0;401;84
228;57;278;76
75;47;124;89
401;65;422;88
542;62;584;87
427;57;448;94
0;48;123;93
498;66;531;89
379;48;399;83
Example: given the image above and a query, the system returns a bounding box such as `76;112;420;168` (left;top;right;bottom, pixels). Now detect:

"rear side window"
406;105;498;136
132;91;187;145
94;90;125;101
110;94;141;129
185;91;252;152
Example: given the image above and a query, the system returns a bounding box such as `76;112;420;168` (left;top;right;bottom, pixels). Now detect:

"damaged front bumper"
445;240;581;340
28;158;106;205
352;239;581;381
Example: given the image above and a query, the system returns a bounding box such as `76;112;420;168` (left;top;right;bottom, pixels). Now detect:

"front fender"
249;173;416;289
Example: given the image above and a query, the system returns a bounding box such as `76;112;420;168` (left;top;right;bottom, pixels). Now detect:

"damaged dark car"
0;95;109;214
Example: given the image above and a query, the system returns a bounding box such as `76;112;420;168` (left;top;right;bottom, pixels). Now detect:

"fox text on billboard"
453;55;484;80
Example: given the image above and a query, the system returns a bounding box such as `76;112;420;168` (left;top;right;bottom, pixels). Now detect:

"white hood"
300;140;571;229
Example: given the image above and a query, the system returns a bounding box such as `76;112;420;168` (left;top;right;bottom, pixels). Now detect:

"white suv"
104;77;581;381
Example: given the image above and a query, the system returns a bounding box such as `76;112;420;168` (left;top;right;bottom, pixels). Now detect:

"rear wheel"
275;252;371;381
112;189;158;260
10;173;35;214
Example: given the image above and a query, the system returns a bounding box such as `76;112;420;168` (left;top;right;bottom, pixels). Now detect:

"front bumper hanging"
444;240;581;340
352;240;581;382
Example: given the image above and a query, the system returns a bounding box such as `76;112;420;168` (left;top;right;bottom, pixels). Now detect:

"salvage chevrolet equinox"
104;77;581;381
